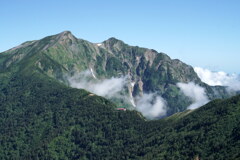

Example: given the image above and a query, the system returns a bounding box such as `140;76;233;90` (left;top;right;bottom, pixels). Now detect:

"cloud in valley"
67;70;168;119
136;93;167;119
177;82;209;109
194;67;240;91
67;70;127;98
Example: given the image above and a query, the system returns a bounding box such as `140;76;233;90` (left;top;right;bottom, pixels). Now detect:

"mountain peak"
58;30;74;38
59;30;72;36
107;37;120;41
104;37;124;44
54;31;77;44
102;37;125;49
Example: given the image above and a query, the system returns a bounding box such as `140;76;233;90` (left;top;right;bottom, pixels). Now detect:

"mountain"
0;64;239;159
0;31;240;159
0;31;232;117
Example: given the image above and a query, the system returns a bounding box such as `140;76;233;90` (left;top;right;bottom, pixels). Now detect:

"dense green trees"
0;31;239;159
0;70;239;159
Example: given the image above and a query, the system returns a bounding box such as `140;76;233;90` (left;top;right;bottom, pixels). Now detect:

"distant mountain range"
0;31;239;159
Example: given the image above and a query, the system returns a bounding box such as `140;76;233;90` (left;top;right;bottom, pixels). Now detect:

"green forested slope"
140;96;240;160
0;71;144;159
0;67;239;159
0;31;239;159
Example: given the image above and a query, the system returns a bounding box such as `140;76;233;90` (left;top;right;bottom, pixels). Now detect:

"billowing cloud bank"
177;82;209;109
136;93;167;119
194;67;240;91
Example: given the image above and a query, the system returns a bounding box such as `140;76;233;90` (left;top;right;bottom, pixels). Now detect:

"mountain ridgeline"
0;31;231;117
0;31;240;159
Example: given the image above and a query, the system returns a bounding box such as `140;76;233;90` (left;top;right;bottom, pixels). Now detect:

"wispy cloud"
136;93;167;119
194;67;240;91
67;70;127;98
67;70;168;119
177;82;209;109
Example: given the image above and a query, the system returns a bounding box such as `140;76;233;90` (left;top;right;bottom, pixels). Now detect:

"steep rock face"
0;31;232;117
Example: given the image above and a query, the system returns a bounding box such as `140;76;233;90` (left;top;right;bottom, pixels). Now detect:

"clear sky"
1;0;240;73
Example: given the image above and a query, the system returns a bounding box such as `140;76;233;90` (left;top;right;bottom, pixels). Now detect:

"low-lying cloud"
136;93;167;119
67;70;127;98
194;67;240;91
177;82;209;109
67;70;168;119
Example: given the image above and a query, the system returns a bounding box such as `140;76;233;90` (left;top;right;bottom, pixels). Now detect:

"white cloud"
177;82;209;109
67;70;127;98
67;70;168;119
136;93;167;119
194;67;240;91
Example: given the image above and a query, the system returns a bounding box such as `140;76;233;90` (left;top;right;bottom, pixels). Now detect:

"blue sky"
1;0;240;73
